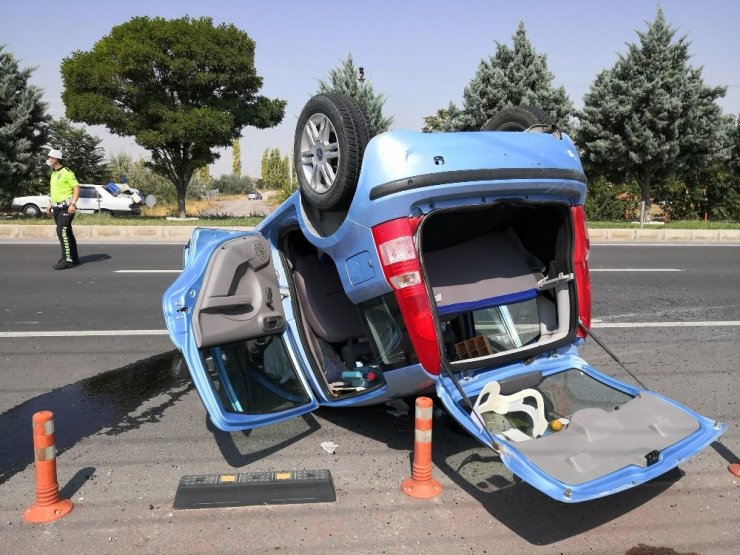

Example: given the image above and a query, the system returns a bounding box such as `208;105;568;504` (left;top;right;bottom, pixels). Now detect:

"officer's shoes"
53;259;78;270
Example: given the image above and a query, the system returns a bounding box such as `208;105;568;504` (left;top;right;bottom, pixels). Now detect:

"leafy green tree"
232;138;242;176
274;154;296;203
576;7;728;218
61;16;286;217
654;164;739;221
277;152;290;190
584;177;640;221
317;53;392;133
422;103;462;133
196;165;212;186
212;173;254;195
424;22;574;132
260;147;289;190
47;118;109;183
260;149;269;185
0;46;49;205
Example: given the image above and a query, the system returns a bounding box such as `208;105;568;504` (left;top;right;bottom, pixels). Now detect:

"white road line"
0;241;184;245
119;268;684;274
2;322;739;338
592;321;740;328
0;330;168;338
591;268;683;272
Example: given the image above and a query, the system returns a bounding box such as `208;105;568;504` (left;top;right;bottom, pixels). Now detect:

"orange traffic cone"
23;411;74;523
401;396;442;499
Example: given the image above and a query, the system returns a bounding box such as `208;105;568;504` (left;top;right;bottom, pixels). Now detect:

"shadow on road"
316;400;681;546
59;466;97;500
208;413;322;468
77;253;112;265
0;351;189;485
711;441;738;465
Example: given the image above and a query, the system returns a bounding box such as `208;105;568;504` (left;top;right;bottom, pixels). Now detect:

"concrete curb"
586;228;740;242
0;225;739;242
0;225;254;242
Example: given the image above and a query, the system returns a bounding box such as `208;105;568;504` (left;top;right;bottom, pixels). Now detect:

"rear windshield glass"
538;368;634;418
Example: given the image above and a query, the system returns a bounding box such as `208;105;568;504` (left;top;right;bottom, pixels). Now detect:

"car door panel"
163;229;319;432
193;234;284;348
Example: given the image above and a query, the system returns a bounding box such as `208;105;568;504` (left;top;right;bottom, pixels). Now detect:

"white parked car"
11;184;142;217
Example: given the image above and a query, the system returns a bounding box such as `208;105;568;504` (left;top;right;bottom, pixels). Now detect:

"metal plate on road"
173;469;336;509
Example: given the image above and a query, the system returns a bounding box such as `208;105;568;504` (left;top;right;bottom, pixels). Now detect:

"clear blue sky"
3;0;739;179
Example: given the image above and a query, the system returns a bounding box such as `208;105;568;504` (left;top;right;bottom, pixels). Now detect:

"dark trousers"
52;207;79;262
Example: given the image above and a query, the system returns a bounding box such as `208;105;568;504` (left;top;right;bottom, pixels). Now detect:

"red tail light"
572;205;592;337
372;217;441;375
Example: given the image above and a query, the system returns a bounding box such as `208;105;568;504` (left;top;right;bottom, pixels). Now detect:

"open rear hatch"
436;361;725;502
419;202;726;502
420;201;576;368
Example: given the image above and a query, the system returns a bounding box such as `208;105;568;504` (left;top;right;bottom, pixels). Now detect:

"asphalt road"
0;240;738;554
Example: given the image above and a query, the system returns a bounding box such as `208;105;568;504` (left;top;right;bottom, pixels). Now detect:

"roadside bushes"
653;164;739;221
585;177;640;221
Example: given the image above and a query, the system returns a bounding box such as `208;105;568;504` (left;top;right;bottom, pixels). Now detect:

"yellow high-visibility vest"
50;167;79;203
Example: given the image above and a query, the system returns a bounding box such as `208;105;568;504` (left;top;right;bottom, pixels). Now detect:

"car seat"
292;252;371;368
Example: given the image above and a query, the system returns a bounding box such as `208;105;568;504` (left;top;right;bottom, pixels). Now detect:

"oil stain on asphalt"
0;351;191;485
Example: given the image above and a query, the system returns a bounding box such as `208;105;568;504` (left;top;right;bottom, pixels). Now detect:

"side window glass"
79;188;97;199
201;336;311;414
359;294;418;370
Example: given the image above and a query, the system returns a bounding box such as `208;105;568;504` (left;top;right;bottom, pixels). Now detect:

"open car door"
436;347;726;503
163;228;319;431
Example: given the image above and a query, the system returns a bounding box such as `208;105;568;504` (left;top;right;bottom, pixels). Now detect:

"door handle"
201;295;253;310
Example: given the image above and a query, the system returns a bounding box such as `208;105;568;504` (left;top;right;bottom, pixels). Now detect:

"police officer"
45;148;80;270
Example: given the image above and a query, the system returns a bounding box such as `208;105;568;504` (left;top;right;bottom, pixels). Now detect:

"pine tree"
729;115;740;177
232;138;241;176
317;53;392;133
0;46;49;206
576;7;728;216
424;22;574;132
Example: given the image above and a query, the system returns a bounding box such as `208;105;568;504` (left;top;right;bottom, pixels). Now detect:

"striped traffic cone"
23;411;74;523
401;396;442;499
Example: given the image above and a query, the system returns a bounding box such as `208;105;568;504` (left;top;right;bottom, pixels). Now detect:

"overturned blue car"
163;94;726;502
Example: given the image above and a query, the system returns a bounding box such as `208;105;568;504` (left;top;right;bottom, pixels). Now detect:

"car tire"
23;204;41;217
481;105;554;132
294;93;374;212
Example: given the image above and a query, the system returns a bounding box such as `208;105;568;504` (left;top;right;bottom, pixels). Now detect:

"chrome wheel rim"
299;113;340;195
